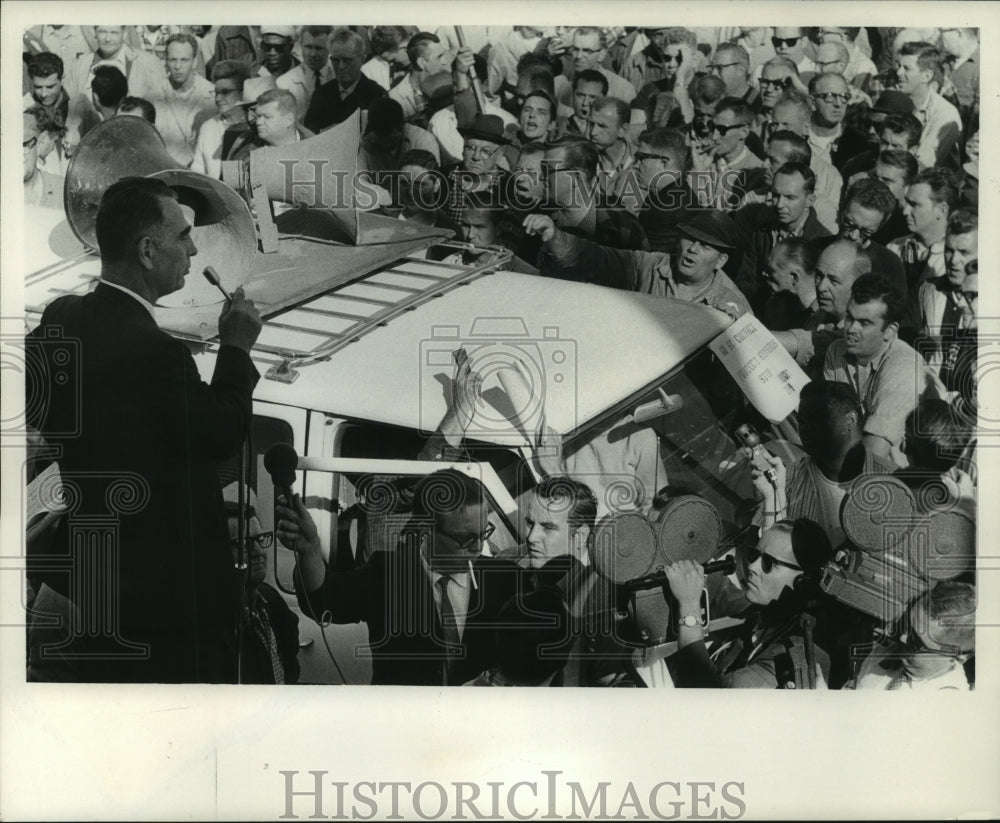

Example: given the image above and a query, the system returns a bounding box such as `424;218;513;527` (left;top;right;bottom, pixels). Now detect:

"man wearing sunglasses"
691;97;764;211
283;468;519;686
252;26;298;80
675;519;835;689
767;27;817;77
224;487;300;685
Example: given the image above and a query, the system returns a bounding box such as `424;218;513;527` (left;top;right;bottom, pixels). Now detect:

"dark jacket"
830;126;876;174
239;583;301;685
296;538;520;686
734;203;834;309
26;283;259;682
304;74;387;134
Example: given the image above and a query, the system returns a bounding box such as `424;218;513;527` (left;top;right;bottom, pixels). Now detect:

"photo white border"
2;2;999;819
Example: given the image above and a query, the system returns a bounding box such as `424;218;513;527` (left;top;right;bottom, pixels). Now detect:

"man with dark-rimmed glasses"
281;467;520;685
224;485;300;684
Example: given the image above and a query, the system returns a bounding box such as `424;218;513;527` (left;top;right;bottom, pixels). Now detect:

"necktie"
436;574;461;684
248;604;284;684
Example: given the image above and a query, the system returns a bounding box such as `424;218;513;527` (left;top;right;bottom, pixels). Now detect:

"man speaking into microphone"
27;177;262;683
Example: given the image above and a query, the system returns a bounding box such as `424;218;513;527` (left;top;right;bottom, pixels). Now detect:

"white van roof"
240;269;732;445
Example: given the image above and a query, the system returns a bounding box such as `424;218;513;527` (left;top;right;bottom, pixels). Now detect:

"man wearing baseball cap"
527;207;751;317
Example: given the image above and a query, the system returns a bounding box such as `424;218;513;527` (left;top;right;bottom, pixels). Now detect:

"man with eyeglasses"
841;111;923;185
918;208;978;380
22;111;63;209
754;58;802;140
443;113;511;228
281;467;520;686
818;177;908;302
304;29;386;133
190;60;251;179
553;27;636;109
807;73;870;173
224;486;300;685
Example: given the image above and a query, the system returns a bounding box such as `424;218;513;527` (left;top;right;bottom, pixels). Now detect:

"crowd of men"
23;24;979;689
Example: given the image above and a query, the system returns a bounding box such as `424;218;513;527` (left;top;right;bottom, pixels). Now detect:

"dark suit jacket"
297;539;520;685
304;74;387;134
830;127;875;174
734;203;833;309
26;283;259;682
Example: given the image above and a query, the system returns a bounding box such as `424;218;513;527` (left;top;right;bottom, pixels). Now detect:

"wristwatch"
679;614;702;629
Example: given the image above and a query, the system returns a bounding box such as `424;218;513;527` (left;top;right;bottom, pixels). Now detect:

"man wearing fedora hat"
526;208;751;317
444;112;511;228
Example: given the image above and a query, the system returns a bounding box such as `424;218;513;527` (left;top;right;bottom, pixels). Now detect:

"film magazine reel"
822;474;975;622
590;496;725;645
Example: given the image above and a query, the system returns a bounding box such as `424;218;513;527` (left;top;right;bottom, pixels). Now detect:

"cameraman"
851;581;974;690
667;519;836;689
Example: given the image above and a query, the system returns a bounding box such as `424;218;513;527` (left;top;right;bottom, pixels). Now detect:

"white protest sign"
709;314;810;423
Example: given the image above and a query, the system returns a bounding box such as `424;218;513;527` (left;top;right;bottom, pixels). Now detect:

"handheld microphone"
702;556;736;575
264;443;299;509
202;266;232;301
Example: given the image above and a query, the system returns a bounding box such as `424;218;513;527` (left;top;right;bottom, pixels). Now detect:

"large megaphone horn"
64;116;257;308
247;110;418;246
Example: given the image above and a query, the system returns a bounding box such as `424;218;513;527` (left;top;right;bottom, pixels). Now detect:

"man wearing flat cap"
444;113;512;229
526;208;751;317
